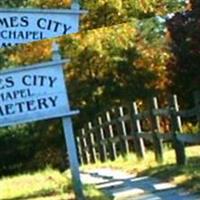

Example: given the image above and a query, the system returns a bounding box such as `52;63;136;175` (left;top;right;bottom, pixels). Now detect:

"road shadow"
81;168;200;200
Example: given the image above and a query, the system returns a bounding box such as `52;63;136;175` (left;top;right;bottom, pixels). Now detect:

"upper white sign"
0;4;86;48
0;59;71;127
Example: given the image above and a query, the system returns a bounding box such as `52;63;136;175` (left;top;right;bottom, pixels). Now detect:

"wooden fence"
76;92;200;166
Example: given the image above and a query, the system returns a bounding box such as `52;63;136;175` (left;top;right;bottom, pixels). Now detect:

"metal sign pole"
52;43;85;200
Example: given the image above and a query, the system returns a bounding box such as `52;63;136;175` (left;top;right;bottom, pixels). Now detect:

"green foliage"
182;122;200;134
81;0;186;30
0;121;66;175
26;0;71;8
0;0;187;175
0;0;28;8
58;19;171;129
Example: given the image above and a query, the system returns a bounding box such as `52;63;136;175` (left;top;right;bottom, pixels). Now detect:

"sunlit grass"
85;185;111;200
0;168;72;200
0;167;111;200
1;146;199;199
82;145;200;194
82;146;176;173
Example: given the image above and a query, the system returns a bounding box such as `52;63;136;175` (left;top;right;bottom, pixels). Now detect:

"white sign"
0;5;86;48
0;59;70;127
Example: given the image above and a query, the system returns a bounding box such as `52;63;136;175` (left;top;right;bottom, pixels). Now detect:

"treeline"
0;0;199;175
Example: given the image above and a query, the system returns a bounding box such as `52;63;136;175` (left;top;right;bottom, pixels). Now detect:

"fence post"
170;95;186;165
106;111;117;160
130;102;145;159
81;128;90;164
88;122;97;163
76;136;84;165
119;106;130;154
150;97;164;163
110;108;123;156
97;116;108;162
194;91;200;127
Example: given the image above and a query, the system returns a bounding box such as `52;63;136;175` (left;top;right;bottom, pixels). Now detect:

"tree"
166;0;200;106
26;0;71;8
81;0;186;30
0;0;27;7
0;0;186;174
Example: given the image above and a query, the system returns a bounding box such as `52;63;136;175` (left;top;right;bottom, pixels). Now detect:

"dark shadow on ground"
81;168;199;200
137;156;200;195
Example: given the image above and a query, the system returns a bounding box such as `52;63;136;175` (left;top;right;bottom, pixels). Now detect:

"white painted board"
0;7;86;48
0;60;70;127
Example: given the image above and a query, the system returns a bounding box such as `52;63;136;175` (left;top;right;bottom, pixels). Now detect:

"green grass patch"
0;167;111;200
84;185;111;200
2;146;199;199
82;145;200;194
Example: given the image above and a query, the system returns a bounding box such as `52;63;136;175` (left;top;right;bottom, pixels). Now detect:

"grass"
0;167;111;200
1;146;200;199
82;145;200;194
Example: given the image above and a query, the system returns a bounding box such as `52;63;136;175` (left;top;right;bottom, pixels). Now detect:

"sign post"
0;1;86;198
62;117;85;200
53;43;85;200
0;43;85;199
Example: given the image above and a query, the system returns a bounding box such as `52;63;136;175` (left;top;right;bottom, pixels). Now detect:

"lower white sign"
0;60;69;127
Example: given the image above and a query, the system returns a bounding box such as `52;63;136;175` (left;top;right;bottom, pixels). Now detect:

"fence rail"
77;92;200;166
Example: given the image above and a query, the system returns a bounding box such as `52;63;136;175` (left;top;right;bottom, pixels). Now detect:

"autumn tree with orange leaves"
0;0;187;174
